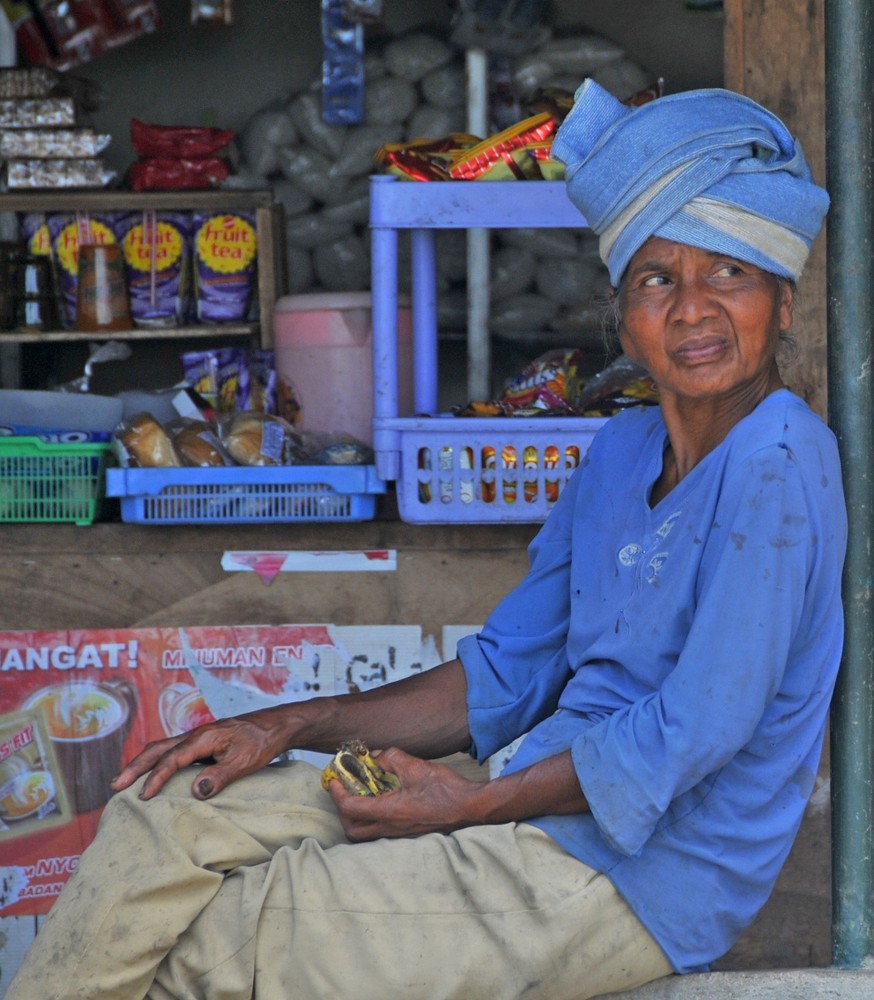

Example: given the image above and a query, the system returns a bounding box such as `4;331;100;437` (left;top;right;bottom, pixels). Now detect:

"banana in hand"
321;740;401;796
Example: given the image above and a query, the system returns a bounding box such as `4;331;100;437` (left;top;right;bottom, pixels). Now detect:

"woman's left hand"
325;747;482;842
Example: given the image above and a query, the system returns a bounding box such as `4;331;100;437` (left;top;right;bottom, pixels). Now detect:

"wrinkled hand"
326;747;482;842
110;709;289;801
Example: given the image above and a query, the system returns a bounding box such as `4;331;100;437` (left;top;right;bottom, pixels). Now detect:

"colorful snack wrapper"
130;118;234;158
191;211;258;323
119;210;192;327
181;347;249;414
0;67;63;100
448;113;556;180
127;156;230;192
0;128;111;159
0;97;76;128
4;158;116;190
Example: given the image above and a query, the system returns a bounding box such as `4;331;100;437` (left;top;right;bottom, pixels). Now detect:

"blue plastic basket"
105;464;385;525
376;415;607;524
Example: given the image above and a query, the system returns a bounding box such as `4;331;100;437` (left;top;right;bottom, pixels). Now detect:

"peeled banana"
321;740;400;796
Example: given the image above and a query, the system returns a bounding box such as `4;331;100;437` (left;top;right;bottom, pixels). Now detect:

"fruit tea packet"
119;209;192;327
191;210;257;323
47;210;124;328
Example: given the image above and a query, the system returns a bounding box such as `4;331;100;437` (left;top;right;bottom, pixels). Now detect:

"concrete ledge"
601;969;874;999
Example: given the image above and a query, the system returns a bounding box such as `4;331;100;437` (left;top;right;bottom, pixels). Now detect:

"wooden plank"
0;521;538;556
0;189;275;212
0;522;537;631
724;0;828;416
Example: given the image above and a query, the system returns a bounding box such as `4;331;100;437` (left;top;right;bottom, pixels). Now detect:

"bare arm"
112;658;471;801
329;745;589;842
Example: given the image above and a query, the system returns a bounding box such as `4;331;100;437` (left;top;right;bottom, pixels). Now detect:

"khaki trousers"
5;762;672;1000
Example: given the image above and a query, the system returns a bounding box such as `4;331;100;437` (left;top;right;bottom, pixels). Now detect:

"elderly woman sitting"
6;81;845;1000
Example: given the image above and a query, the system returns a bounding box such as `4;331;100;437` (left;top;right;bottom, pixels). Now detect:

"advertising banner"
0;623;438;917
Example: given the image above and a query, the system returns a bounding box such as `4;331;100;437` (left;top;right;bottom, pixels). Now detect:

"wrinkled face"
616;237;794;403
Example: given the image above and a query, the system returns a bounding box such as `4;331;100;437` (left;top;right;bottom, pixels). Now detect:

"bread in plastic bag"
222;411;302;466
116;412;181;467
169;418;232;467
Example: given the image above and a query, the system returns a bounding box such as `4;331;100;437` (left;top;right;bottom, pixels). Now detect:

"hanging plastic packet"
119;209;191;327
342;0;383;23
246;348;277;414
321;0;364;125
191;210;257;322
191;0;233;26
54;339;132;393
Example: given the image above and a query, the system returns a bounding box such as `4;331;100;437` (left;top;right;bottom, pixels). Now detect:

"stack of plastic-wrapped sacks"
233;29;654;347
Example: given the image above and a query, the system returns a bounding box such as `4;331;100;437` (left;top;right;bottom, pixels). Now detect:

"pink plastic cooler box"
273;291;412;448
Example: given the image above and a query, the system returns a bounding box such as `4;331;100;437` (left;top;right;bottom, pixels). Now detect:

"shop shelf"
369;176;606;524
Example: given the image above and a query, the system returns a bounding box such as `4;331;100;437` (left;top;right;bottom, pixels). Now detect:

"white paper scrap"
222;550;397;576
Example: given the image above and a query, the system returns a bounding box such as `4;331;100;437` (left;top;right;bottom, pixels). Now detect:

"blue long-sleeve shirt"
457;389;846;973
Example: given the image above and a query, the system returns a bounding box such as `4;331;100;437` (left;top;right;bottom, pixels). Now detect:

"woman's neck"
650;373;785;506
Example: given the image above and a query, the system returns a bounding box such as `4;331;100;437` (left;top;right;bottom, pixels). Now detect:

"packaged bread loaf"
116;412;180;467
169;419;230;467
222;411;300;466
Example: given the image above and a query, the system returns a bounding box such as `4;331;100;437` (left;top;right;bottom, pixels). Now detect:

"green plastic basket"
0;436;112;525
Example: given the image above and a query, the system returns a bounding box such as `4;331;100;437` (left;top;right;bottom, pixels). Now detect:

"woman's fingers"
327;749;474;841
110;714;283;800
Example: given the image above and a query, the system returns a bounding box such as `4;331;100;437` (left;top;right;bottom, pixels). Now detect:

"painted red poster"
0;623;433;917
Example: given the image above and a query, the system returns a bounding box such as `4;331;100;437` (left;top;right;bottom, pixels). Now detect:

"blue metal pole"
824;0;874;969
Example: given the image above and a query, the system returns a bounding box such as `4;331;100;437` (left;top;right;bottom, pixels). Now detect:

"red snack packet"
130;118;234;158
128;156;230;191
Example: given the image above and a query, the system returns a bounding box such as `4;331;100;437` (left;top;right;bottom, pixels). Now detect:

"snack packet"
119;210;192;327
191;211;257;322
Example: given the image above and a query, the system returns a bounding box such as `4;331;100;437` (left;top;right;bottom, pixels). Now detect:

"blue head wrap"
551;80;830;286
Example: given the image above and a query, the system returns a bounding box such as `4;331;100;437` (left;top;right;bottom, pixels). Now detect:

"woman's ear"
778;279;795;333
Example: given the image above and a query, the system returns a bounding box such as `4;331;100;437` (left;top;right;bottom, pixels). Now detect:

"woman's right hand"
110;706;292;801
